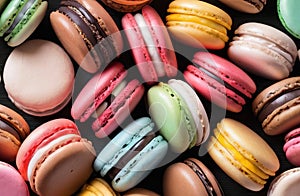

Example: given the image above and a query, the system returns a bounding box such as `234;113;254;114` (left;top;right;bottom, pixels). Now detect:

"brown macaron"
102;0;153;12
252;77;300;135
0;104;30;162
50;0;123;73
163;158;223;196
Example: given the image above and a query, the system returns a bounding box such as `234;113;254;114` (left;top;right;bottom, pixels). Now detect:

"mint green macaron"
0;0;47;46
277;0;300;39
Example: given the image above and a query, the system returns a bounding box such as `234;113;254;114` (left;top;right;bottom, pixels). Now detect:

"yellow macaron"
78;178;118;196
208;118;280;191
166;0;232;49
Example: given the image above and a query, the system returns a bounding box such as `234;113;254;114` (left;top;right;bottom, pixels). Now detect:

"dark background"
0;0;300;195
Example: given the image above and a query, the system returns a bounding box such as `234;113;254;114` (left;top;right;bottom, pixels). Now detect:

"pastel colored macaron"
50;0;123;73
122;5;177;83
268;167;300;196
228;22;298;80
3;39;74;116
0;0;47;46
218;0;267;14
284;128;300;166
102;0;152;12
252;77;300;135
277;0;300;39
0;104;30;162
93;117;168;192
124;188;159;196
166;0;232;49
147;79;210;153
208;118;280;191
71;61;145;138
184;52;256;113
77;178;119;196
0;161;29;196
16;118;96;196
163;158;223;196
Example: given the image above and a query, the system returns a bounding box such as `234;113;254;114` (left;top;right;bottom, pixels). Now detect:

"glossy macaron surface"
208;118;279;191
252;77;300;135
166;0;232;49
228;22;297;80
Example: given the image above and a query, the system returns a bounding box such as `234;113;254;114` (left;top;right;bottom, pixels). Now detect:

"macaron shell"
50;11;97;73
0;131;20;162
93;79;145;138
268;168;300;196
102;0;152;12
163;158;222;196
6;1;48;47
0;161;29;196
218;0;266;13
31;139;95;196
278;0;300;39
3;39;74;116
283;136;300;166
124;188;159;196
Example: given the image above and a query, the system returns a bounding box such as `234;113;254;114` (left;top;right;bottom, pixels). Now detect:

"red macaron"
184;52;256;113
16;118;96;196
71;61;145;138
122;5;177;83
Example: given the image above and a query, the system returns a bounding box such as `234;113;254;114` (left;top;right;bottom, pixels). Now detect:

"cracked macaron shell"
208;118;279;191
252;77;300;135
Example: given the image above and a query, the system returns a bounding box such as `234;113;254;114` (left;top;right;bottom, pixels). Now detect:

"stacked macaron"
147;79;210;153
0;0;48;46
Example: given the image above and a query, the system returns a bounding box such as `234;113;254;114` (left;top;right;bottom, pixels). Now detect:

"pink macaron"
71;61;145;138
284;128;300;166
16;118;96;196
122;5;177;83
0;161;29;196
184;52;256;113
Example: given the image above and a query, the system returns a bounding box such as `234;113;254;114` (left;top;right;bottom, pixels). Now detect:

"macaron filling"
58;0;116;65
106;131;156;180
257;88;300;122
0;117;21;140
92;79;144;131
184;159;220;196
134;13;165;77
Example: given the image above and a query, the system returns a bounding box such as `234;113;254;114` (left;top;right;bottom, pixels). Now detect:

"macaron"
0;0;48;46
16;118;96;196
218;0;267;14
102;0;152;12
277;0;300;39
50;0;123;73
3;39;74;116
252;77;300;135
71;61;145;138
123;188;159;196
122;5;177;83
228;22;298;80
284;128;300;166
163;158;223;196
0;161;29;196
147;79;210;153
93;117;168;192
77;178;119;196
208;118;280;191
268;167;300;196
166;0;232;49
184;51;256;113
0;104;30;162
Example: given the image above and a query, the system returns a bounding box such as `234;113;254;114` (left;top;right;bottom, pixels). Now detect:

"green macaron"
0;0;47;46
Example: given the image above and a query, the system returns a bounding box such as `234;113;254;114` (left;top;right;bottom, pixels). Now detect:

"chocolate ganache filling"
106;132;156;181
195;63;249;103
59;0;116;65
184;159;223;196
0;116;21;140
258;88;300;122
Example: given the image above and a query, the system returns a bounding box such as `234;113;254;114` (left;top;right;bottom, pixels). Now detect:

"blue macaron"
93;117;168;192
